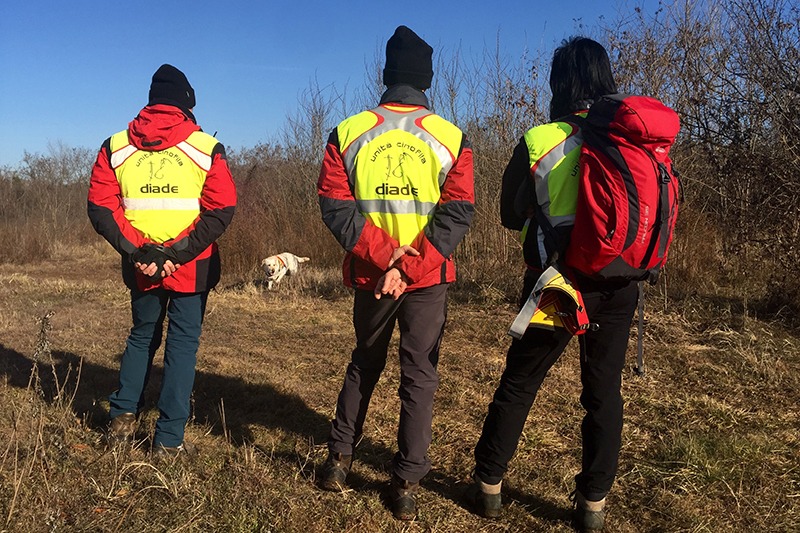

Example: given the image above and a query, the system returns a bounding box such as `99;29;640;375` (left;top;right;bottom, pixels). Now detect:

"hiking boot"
108;413;137;442
152;441;197;459
464;475;502;518
319;452;352;491
571;491;606;532
389;474;420;521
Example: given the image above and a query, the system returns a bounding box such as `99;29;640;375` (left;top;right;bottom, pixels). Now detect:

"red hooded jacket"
88;105;236;293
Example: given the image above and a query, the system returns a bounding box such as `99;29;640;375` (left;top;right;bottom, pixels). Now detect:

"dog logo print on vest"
372;137;429;198
149;157;172;180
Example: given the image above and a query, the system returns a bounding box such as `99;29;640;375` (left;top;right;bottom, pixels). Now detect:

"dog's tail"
298;257;310;263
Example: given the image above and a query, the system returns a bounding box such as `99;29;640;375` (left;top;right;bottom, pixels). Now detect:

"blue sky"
0;0;657;166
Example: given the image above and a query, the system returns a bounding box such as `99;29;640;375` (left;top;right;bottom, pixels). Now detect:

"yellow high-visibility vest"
523;114;585;225
109;130;218;243
338;104;463;246
520;114;585;261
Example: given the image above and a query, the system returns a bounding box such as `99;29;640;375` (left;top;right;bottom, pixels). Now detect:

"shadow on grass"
502;484;573;526
0;343;478;515
0;342;332;445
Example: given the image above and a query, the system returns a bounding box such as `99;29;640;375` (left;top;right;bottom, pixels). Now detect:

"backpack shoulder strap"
532;114;587;267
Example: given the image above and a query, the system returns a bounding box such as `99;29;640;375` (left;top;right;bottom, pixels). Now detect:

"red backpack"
565;94;681;283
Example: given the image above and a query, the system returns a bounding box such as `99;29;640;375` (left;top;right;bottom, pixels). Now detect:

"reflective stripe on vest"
523;117;584;268
109;130;217;243
523;117;584;226
337;104;463;245
122;198;201;211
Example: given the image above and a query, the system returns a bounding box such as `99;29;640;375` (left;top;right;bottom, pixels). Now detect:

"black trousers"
328;284;448;483
474;274;638;501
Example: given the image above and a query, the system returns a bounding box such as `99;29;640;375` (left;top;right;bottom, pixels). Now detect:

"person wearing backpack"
465;37;639;532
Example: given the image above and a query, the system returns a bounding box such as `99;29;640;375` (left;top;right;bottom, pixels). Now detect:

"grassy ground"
0;248;798;532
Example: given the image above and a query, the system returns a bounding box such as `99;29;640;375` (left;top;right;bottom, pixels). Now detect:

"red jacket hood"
128;104;200;150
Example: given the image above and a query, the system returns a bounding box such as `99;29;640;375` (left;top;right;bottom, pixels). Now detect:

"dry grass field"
1;3;798;530
0;246;798;533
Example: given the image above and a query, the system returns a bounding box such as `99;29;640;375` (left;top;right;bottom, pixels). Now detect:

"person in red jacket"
317;26;475;520
88;64;236;456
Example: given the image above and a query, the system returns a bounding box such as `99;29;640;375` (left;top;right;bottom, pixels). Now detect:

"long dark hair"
549;37;617;121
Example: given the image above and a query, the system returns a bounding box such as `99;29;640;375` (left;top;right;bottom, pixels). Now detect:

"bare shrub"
222;142;340;285
2;0;798;326
0;144;94;264
603;0;800;323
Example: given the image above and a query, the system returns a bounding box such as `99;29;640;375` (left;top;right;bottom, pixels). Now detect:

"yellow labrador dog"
261;252;310;289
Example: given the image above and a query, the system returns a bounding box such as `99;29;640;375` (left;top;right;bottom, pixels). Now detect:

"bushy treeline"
1;0;797;320
605;0;800;319
0;143;98;263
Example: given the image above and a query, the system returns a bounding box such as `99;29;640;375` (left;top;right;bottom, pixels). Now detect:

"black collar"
379;85;429;108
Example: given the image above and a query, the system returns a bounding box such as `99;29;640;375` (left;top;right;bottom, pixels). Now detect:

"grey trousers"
328;284;448;483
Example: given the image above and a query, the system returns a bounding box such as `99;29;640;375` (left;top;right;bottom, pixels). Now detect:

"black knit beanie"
148;64;196;110
383;26;433;90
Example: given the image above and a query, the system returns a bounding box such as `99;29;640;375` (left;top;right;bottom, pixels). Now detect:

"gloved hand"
131;244;171;281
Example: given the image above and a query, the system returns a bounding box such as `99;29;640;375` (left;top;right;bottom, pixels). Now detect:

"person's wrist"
394;266;407;282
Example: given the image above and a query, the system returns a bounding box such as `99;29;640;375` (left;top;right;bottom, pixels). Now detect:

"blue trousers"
109;288;208;448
